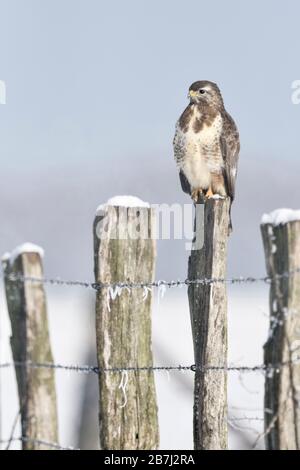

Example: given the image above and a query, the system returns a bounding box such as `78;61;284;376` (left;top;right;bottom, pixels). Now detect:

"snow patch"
96;195;150;214
261;209;300;226
1;252;11;263
3;243;44;265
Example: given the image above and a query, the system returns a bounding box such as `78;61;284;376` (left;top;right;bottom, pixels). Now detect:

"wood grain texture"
261;221;300;450
188;198;230;450
2;251;58;450
93;205;159;450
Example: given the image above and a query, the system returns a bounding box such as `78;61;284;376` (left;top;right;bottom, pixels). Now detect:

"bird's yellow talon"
191;189;202;203
205;187;214;199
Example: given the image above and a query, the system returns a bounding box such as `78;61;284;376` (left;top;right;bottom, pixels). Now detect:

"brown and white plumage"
173;80;240;231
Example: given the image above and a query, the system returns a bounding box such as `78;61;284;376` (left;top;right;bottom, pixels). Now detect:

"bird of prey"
173;80;240;231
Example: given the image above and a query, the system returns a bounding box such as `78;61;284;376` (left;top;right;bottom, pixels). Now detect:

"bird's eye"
199;89;206;94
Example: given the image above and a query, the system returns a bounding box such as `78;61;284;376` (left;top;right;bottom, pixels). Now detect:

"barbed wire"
229;416;263;422
0;416;264;451
1;262;299;450
1;267;300;291
0;358;299;374
0;436;79;450
5;408;21;450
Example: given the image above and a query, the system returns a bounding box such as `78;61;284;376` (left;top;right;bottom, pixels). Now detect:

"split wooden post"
2;245;58;450
93;198;159;450
261;211;300;450
188;198;230;450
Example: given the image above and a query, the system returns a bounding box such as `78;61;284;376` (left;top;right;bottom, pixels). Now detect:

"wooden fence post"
93;197;159;450
188;199;230;450
261;210;300;450
2;244;58;450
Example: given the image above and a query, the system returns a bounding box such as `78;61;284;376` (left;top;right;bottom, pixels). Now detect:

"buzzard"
173;80;240;231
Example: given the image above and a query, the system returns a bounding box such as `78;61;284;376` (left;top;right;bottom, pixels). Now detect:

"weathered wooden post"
261;209;300;450
2;244;58;450
93;196;159;450
188;198;230;450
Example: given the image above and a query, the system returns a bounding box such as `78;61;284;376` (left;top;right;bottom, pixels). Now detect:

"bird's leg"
191;188;203;203
205;186;214;199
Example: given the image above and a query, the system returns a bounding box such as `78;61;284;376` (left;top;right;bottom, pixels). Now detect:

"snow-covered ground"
0;282;269;450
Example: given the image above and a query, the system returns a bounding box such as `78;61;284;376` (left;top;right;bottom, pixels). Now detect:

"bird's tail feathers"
228;199;233;236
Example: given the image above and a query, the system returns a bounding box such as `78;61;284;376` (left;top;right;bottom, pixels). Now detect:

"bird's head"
188;80;224;109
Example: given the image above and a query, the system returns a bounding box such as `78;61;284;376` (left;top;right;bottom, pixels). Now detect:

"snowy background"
1;0;300;450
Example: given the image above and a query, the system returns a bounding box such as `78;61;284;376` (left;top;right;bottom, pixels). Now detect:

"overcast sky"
0;0;300;279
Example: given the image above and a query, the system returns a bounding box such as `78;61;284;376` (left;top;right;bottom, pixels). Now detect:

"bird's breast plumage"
173;105;224;190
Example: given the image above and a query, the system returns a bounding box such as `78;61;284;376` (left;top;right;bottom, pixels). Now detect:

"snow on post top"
2;243;44;265
1;252;10;262
261;208;300;226
96;195;150;214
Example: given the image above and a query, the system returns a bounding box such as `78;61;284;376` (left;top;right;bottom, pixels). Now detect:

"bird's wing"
220;110;240;200
173;122;191;195
179;169;191;195
173;122;185;167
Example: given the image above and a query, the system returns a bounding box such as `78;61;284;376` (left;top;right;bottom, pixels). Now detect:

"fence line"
0;437;79;450
1;266;300;291
1;415;265;452
1;415;265;451
0;358;299;374
229;417;264;422
2;225;300;450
